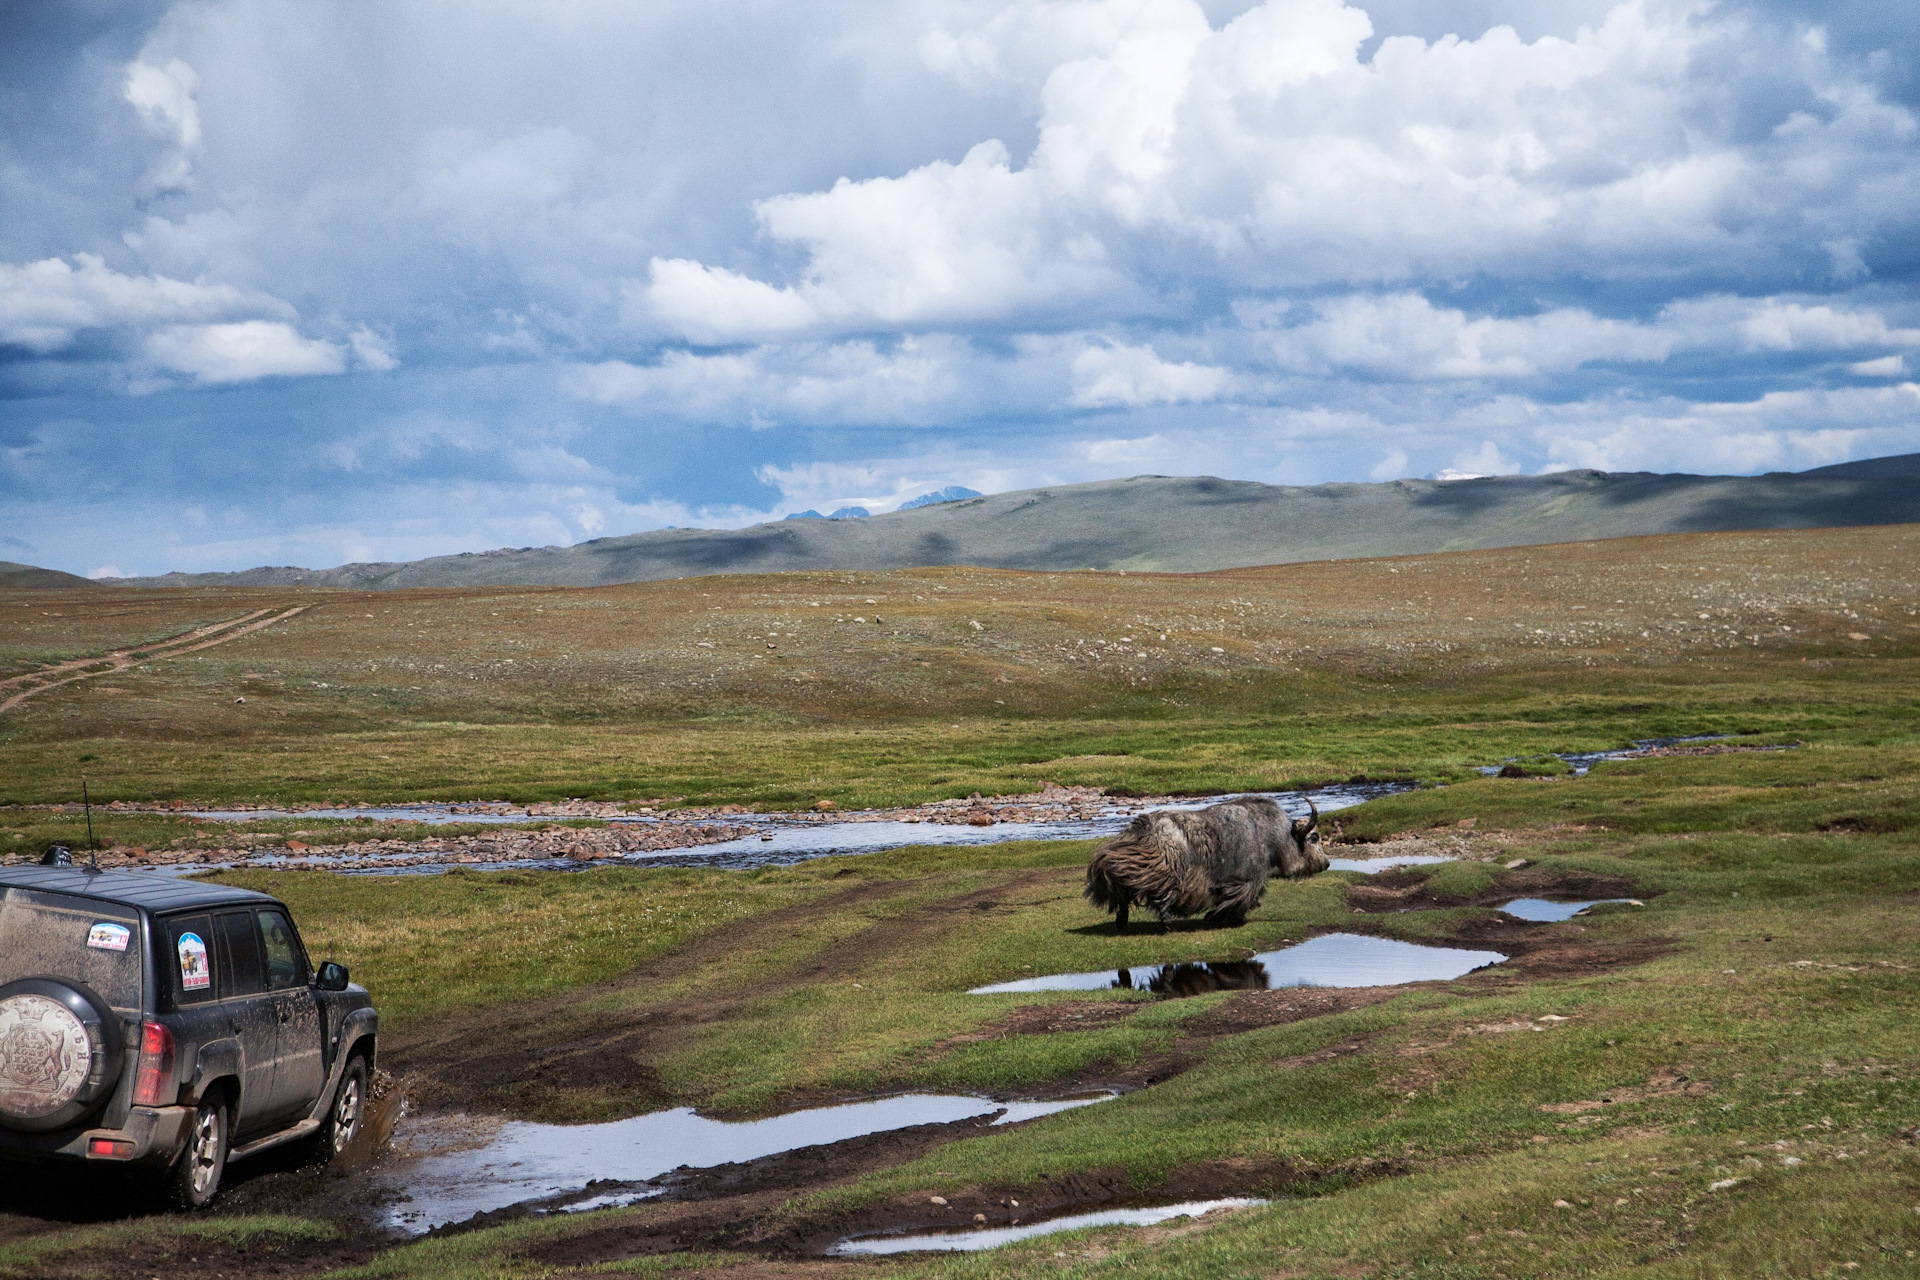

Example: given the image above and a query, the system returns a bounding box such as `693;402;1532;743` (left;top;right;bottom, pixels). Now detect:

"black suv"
0;866;377;1207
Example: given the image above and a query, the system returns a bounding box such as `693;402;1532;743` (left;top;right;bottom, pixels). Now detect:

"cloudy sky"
4;0;1917;577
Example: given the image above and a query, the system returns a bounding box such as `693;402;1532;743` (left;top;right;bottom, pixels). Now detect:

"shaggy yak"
1084;797;1326;931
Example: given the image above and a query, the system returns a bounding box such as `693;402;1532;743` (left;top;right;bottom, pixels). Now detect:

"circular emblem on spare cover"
0;993;94;1118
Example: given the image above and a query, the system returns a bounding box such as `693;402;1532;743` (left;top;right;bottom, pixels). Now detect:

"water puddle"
1327;853;1457;873
829;1198;1266;1255
1498;898;1637;922
380;1092;1114;1232
970;932;1506;995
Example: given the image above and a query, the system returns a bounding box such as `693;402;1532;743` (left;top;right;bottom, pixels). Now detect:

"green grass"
0;1215;335;1280
279;736;1919;1276
209;864;825;1031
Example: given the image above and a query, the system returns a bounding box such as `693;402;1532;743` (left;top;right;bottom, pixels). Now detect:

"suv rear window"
0;888;144;1012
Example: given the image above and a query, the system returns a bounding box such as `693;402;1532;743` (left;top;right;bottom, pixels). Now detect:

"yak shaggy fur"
1084;797;1326;931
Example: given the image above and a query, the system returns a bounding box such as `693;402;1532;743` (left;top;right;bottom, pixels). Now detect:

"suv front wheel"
316;1056;368;1162
166;1097;228;1210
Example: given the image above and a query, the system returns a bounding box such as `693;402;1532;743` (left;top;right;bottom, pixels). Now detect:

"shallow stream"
176;782;1411;876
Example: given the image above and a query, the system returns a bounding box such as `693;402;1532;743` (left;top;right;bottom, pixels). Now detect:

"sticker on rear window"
87;922;130;952
177;931;210;991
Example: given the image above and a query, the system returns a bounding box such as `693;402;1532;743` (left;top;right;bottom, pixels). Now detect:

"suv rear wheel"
166;1097;228;1210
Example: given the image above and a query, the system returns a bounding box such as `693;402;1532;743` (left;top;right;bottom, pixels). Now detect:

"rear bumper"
0;1106;191;1168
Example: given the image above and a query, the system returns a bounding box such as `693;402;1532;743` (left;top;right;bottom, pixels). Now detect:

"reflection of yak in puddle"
1086;796;1325;932
1114;960;1270;996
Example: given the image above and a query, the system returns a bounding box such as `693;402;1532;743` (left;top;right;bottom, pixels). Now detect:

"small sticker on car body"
178;932;211;990
87;922;131;952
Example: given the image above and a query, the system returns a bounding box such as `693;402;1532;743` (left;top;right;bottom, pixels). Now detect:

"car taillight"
132;1020;175;1107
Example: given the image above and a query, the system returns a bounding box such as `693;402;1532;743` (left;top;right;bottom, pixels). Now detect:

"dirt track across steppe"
0;604;304;716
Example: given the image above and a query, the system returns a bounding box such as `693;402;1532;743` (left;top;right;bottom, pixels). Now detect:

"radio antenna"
82;778;97;869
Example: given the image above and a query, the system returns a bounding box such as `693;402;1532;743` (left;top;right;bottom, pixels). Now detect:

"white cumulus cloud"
145;321;347;383
642;0;1920;341
1070;340;1231;405
0;254;277;353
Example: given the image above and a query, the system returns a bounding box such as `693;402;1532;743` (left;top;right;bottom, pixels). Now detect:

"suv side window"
166;913;217;1005
258;909;308;991
215;911;265;998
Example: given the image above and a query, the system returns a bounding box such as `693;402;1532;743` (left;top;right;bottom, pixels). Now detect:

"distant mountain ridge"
104;454;1920;591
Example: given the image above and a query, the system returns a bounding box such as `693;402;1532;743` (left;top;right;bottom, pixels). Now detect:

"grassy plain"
2;525;1916;817
1;524;1918;1277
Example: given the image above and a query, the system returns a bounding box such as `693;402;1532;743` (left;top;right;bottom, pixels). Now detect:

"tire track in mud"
0;605;307;715
386;871;1067;1116
388;864;1675;1117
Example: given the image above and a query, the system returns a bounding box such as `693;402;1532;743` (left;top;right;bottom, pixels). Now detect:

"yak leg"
1115;901;1129;933
1158;907;1173;933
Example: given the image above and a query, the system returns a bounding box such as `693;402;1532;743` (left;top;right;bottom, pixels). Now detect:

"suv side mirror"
314;961;350;991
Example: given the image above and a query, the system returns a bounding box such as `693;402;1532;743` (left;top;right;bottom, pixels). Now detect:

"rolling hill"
108;453;1920;590
0;561;97;589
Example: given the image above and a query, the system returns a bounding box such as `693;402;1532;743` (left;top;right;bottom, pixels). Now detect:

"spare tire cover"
0;979;125;1133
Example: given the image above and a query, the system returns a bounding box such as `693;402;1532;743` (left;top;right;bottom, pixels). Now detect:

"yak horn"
1305;799;1319;829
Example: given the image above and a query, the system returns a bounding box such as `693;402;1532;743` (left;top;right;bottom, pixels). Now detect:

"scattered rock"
1456;817;1477;830
929;1196;947;1206
1708;1177;1740;1191
814;800;838;811
1506;858;1531;870
1553;1199;1573;1209
967;811;994;826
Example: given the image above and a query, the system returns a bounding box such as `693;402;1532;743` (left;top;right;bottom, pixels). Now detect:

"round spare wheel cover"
0;978;126;1133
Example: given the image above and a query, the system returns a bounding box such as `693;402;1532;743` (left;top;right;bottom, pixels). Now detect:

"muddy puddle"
829;1197;1265;1255
1498;898;1637;922
971;932;1507;995
381;1092;1115;1232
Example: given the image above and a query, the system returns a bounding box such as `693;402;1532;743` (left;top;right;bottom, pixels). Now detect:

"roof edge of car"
0;865;278;911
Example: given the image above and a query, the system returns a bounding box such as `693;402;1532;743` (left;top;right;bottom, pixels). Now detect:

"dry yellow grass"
1;524;1915;805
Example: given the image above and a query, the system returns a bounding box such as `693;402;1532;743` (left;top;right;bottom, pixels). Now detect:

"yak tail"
1084;848;1133;911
